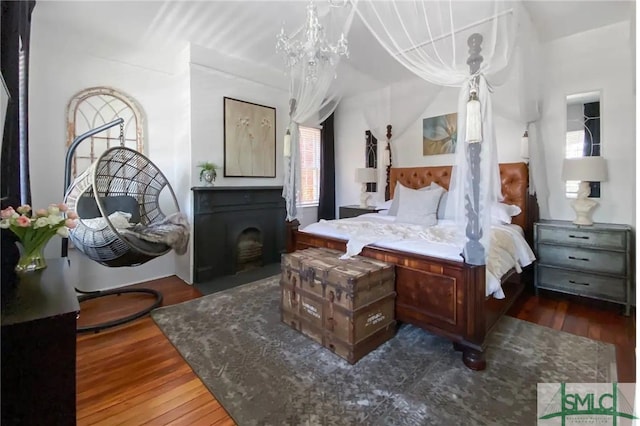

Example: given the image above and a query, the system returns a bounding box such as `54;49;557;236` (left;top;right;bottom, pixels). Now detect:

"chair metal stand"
64;118;165;334
76;288;163;334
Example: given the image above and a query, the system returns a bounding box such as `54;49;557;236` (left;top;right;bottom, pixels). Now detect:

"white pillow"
376;199;393;210
492;202;522;224
437;191;449;219
388;182;437;216
81;211;134;230
395;184;445;226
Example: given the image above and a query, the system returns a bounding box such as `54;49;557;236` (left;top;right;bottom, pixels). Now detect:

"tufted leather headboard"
389;162;531;232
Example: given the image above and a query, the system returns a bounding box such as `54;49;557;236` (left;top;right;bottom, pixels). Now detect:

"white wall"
540;21;635;227
29;15;188;291
188;45;289;189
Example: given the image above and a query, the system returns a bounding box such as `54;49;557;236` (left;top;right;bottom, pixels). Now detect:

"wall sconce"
521;130;529;160
355;167;377;208
561;156;608;225
283;128;291;157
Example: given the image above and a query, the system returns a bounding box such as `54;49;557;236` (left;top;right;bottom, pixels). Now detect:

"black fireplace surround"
192;186;286;283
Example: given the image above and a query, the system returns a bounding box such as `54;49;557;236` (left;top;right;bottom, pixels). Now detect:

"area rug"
151;275;616;426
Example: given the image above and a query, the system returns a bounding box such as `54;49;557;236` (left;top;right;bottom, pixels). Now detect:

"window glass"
298;126;321;206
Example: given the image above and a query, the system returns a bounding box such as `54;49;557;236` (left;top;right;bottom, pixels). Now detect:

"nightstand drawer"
537;244;625;275
536;226;626;251
537;266;625;302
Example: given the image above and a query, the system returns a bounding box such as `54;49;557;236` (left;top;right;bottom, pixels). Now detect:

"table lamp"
355;168;377;208
561;156;608;225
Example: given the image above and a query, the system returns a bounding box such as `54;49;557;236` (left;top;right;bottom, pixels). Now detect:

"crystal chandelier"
276;0;349;82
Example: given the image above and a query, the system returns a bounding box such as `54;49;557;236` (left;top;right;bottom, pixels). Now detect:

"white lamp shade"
561;157;608;182
355;167;377;183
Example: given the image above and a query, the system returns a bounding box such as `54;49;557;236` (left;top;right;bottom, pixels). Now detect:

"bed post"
384;125;392;201
463;33;484;266
458;33;487;370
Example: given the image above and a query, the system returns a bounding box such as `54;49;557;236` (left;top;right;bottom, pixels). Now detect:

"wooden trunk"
280;248;396;364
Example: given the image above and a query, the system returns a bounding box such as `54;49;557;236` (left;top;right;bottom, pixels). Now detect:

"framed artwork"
224;97;276;177
423;112;457;156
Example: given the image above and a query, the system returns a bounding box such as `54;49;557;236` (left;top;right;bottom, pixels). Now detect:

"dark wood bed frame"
286;161;538;370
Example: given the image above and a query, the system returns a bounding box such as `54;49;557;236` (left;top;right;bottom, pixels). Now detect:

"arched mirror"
565;91;602;198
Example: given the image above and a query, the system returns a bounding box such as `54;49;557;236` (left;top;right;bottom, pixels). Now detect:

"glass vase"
15;241;48;273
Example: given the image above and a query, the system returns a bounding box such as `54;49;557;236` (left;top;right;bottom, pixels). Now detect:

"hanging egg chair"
64;146;180;267
63;118;187;334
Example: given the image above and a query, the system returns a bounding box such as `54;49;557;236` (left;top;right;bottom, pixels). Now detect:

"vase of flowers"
0;204;78;273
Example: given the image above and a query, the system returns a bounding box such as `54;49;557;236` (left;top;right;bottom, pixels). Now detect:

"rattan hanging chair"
63;118;185;334
64;146;180;267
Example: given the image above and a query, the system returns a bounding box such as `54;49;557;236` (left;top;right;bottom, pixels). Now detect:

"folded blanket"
120;212;190;255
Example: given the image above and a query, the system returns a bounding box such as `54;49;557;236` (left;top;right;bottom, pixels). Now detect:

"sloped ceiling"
34;1;633;95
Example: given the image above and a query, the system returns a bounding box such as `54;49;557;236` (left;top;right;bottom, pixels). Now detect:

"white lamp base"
359;185;370;208
570;181;599;226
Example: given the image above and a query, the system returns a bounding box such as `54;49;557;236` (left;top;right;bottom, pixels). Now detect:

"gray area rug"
151;275;616;426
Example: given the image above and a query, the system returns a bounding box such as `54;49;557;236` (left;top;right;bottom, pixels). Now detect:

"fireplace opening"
236;227;263;273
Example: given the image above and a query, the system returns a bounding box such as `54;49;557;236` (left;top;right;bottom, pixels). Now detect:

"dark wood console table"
1;258;79;425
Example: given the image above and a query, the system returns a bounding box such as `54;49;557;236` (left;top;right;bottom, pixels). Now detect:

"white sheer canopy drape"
361;77;442;171
282;3;356;221
354;0;520;259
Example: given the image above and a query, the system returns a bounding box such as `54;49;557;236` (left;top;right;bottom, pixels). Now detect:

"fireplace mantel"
191;186;285;283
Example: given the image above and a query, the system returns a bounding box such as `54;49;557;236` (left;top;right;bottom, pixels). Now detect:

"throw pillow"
388;182;436;216
437;191;449;219
395;184;445;226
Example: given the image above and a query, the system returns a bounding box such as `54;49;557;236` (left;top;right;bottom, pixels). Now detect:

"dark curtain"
1;0;36;305
317;112;336;220
583;101;601;197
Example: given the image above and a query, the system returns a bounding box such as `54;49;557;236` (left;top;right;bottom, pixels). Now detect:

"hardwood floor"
507;288;636;382
77;276;635;425
76;277;233;426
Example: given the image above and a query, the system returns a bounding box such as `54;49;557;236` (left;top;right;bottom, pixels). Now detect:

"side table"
1;258;79;425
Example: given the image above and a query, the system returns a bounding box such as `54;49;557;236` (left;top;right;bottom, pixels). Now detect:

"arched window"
66;87;144;178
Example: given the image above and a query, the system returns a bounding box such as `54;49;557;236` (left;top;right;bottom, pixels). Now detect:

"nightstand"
534;220;633;316
339;205;381;219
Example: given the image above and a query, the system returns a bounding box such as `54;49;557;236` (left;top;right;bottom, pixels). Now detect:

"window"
298;126;321;206
66;87;144;178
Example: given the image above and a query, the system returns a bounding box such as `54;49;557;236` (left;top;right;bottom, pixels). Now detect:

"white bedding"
300;213;536;299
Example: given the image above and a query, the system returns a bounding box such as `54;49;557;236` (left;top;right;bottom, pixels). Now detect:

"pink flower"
66;211;78;220
1;207;15;219
65;218;77;229
57;203;68;212
16;216;31;227
35;209;48;217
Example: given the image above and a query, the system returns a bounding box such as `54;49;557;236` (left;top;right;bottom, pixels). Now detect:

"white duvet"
300;213;536;299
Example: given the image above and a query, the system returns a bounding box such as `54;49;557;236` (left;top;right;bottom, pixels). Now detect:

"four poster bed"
281;17;539;370
286;157;537;370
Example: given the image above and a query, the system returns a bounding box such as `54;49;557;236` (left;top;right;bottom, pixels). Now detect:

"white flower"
34;217;50;229
56;227;69;238
47;205;60;216
48;215;65;225
0;219;10;229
